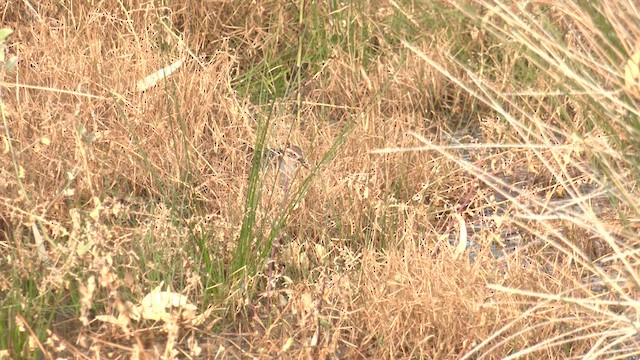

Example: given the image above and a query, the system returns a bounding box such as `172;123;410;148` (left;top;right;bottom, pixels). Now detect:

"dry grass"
1;0;639;359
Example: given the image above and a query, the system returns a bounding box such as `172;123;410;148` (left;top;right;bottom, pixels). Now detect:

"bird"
243;143;308;200
264;145;308;198
257;145;309;304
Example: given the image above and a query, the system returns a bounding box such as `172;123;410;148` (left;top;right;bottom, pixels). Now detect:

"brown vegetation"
1;0;639;358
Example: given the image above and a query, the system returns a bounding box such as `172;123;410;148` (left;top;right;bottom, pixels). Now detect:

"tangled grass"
1;0;639;358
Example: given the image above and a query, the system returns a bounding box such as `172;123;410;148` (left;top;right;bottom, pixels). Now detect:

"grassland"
1;0;639;358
